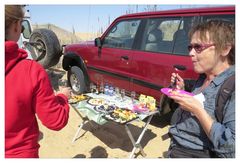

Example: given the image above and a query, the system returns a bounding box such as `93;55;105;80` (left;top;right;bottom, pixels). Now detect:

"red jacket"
5;41;70;158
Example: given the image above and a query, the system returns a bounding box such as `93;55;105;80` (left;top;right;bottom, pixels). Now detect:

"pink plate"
132;105;149;113
161;88;194;96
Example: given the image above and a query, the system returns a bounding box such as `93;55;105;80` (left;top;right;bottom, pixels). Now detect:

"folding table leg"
72;120;88;143
125;114;154;158
125;125;138;158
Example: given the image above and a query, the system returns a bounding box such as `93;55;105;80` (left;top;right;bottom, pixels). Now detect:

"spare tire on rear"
29;28;62;69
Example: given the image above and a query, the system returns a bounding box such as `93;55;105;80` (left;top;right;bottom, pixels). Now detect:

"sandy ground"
37;68;171;158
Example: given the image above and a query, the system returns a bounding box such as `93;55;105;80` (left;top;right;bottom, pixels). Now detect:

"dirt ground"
37;68;171;158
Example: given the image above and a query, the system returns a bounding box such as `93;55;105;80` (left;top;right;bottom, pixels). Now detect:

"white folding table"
71;93;158;158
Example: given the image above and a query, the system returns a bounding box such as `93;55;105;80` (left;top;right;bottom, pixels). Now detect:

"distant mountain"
32;24;101;44
75;32;101;41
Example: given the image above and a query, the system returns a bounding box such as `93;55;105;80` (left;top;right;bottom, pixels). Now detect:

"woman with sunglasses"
5;5;72;158
167;20;235;158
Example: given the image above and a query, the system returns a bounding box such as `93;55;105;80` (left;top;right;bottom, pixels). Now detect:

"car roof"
117;6;235;19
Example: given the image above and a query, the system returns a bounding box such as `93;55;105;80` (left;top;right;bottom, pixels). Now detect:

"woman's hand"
171;73;184;90
169;93;214;138
168;93;203;115
57;87;72;99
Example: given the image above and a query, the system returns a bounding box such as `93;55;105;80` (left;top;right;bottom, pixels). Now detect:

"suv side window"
173;16;196;55
141;18;182;53
102;19;141;49
201;14;235;25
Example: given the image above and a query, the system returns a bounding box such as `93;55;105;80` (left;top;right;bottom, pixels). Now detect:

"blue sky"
26;4;219;33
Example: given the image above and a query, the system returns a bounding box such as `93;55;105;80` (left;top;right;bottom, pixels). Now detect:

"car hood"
66;40;94;48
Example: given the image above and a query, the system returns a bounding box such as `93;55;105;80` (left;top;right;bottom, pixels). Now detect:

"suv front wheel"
67;66;87;94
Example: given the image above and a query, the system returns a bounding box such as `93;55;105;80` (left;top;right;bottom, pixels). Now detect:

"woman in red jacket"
5;5;71;158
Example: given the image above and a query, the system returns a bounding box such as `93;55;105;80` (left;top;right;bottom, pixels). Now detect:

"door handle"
173;65;186;71
121;56;129;60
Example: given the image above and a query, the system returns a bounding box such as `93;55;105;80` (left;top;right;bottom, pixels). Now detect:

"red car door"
87;19;141;93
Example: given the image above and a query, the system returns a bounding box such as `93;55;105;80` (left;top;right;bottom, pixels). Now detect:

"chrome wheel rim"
70;74;81;92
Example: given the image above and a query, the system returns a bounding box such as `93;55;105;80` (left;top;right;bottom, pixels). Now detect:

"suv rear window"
202;14;235;24
141;18;180;54
140;16;197;55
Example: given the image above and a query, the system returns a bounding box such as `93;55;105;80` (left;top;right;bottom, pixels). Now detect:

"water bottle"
104;84;109;95
100;82;104;94
109;86;114;96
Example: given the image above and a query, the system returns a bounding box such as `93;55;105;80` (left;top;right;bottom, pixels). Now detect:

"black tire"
29;29;61;69
67;66;87;94
48;55;62;68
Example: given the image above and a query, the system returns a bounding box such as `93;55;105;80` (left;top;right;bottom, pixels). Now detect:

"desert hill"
32;24;101;45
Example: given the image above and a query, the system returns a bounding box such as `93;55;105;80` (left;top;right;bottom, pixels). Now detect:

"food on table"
69;94;88;104
88;98;107;106
104;108;138;124
146;96;156;111
138;94;156;111
94;104;116;114
113;108;137;121
132;104;149;113
139;94;147;106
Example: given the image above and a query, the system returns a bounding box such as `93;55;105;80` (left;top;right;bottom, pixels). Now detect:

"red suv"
62;6;235;115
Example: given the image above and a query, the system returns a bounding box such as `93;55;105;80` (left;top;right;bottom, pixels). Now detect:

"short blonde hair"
5;5;24;31
189;20;235;65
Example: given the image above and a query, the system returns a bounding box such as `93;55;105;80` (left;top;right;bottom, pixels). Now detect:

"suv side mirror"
95;37;102;57
21;20;32;39
95;37;102;48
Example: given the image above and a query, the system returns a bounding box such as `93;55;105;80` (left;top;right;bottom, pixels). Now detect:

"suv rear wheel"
67;66;87;94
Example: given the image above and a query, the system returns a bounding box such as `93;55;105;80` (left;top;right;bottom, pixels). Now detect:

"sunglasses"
21;25;25;33
187;43;215;53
